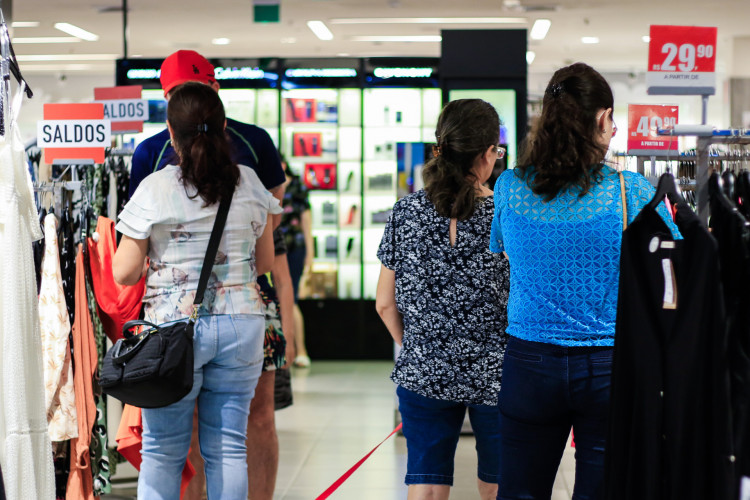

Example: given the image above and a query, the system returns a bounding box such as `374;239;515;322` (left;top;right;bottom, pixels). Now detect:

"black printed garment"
377;190;510;406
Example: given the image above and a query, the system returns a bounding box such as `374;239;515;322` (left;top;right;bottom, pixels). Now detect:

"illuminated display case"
360;58;442;298
280;59;364;299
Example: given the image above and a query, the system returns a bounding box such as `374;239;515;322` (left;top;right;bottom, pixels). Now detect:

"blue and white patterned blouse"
378;190;510;406
116;164;282;324
490;166;681;347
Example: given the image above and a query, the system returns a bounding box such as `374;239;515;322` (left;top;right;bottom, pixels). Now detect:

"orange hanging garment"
87;216;146;341
66;245;98;500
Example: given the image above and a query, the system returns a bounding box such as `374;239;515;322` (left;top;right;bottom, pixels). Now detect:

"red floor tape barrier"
315;423;403;500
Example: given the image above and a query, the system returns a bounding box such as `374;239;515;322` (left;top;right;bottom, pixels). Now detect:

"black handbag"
100;190;233;408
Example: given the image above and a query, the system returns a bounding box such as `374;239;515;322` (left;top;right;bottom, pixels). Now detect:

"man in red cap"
128;49;291;500
129;49;285;200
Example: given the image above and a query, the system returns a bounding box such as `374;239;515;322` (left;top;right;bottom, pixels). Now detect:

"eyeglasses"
495;145;507;159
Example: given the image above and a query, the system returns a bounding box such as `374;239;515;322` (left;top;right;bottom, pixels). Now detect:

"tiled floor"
106;361;576;499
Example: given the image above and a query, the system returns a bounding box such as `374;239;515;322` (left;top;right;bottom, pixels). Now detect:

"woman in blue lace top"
490;63;680;499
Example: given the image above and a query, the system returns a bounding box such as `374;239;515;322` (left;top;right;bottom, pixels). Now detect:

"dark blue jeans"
397;385;501;486
497;336;613;500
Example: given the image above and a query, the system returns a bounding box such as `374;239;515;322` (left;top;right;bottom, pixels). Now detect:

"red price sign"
646;25;717;95
627;104;679;154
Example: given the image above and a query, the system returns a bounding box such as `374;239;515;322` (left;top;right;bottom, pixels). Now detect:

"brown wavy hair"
517;63;614;201
422;99;499;220
167;82;239;206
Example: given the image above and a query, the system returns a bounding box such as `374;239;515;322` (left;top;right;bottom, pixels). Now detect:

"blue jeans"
497;336;613;500
138;314;265;500
397;385;501;486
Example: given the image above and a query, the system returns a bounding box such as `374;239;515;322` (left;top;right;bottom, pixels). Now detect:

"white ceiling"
10;0;750;78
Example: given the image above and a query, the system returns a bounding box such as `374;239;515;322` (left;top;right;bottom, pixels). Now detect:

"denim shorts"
396;385;501;486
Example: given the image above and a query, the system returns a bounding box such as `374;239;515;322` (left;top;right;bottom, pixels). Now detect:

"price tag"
646;25;717;96
627;104;679;154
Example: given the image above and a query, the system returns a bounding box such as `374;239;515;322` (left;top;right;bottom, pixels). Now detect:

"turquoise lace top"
490;166;681;346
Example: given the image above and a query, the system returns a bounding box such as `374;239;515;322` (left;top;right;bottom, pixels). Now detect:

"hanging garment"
33;207;46;293
39;213;78;441
0;462;5;500
115;404;195;499
53;442;70;500
0;112;55;499
87;216;145;342
66;246;98;500
83;244;111;497
709;183;750;491
605;198;734;500
58;209;76;327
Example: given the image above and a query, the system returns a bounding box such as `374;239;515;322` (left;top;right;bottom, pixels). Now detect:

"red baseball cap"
160;50;218;97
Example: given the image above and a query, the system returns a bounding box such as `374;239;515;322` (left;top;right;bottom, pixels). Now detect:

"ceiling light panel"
530;19;551;40
13;37;81;44
581;37;600;44
212;38;231;45
307;20;334;41
330;17;526;24
526;51;536;64
11;21;41;28
351;36;442;42
54;23;99;41
16;54;119;61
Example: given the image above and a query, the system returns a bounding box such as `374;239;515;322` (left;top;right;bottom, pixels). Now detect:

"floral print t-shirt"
377;190;510;406
116;164;282;324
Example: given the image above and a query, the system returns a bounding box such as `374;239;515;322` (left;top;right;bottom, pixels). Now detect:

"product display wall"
118;56;521;301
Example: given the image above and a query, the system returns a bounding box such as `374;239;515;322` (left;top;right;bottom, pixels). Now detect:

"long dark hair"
517;62;614;201
167;82;239;206
422;99;499;220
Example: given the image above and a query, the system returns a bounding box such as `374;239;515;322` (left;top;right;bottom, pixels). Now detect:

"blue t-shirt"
491;166;681;347
129;118;284;197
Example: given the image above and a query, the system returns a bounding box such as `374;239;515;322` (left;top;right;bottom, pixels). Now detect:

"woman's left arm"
113;235;149;286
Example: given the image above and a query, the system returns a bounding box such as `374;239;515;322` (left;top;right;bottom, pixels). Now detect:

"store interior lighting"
54;22;99;41
16;53;118;61
526;50;536;64
13;37;80;44
642;35;651;43
329;17;526;24
10;21;40;28
212;38;231;45
529;19;551;40
581;36;600;44
350;35;442;43
307;20;334;41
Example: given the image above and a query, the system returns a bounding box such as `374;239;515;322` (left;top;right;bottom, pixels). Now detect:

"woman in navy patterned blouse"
376;99;510;500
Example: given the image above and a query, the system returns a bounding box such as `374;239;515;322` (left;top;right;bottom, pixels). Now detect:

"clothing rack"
654;128;750;224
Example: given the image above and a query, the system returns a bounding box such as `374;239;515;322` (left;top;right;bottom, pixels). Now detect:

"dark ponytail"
422;99;499;220
167;82;239;206
517;62;614;201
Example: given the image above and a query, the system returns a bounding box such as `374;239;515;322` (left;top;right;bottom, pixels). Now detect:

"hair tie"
197;123;208;133
546;82;564;98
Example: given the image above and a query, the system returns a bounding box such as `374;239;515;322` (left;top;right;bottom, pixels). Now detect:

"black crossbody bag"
100;190;234;408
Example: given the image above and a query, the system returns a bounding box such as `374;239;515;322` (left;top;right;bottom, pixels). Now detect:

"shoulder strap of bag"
619;171;627;231
193;189;234;306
